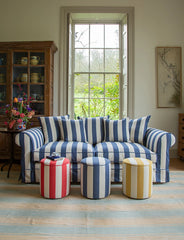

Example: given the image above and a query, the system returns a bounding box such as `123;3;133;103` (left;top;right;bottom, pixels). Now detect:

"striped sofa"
15;116;175;184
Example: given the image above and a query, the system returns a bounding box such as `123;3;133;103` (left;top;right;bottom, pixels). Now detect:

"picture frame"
156;47;182;108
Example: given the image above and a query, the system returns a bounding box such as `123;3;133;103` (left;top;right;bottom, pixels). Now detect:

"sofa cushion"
59;119;87;142
129;115;151;144
33;141;94;163
82;117;109;145
104;118;130;142
38;115;69;144
95;141;156;164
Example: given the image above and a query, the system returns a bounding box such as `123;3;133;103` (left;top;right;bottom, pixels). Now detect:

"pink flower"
4;121;8;126
5;110;9;114
17;118;23;123
15;111;20;116
9;120;16;129
20;113;25;118
11;109;17;115
28;111;35;118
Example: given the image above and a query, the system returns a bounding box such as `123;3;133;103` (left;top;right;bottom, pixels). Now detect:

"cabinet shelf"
13;64;28;67
13;82;28;84
13;64;46;68
30;83;44;85
30;64;45;67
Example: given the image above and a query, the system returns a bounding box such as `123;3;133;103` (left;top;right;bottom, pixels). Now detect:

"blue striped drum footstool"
80;157;111;199
122;158;153;199
40;158;70;199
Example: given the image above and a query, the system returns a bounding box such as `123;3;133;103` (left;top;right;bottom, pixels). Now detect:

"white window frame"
60;7;134;119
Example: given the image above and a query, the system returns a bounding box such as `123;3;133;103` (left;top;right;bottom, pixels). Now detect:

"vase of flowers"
4;96;35;130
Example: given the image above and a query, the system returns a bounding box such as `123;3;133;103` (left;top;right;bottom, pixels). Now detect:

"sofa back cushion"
129;115;151;144
60;119;87;142
38;115;69;143
82;117;108;145
104;118;130;142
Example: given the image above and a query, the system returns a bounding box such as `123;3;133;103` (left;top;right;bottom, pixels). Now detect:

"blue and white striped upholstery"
33;141;94;164
15;127;44;183
145;127;175;183
81;157;111;199
95;142;157;164
129;115;151;144
82;117;108;145
104;118;130;142
59;119;87;142
38;115;69;143
16;125;175;184
95;141;156;182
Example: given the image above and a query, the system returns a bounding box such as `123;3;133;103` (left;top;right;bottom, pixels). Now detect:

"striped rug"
0;171;184;240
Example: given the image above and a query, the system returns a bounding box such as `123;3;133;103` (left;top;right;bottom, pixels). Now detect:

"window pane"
105;49;120;72
105;99;119;120
74;74;89;98
105;74;119;98
90;24;104;48
105;24;119;48
75;25;89;48
75;49;89;72
90;98;104;117
90;74;104;98
90;49;104;72
74;99;89;118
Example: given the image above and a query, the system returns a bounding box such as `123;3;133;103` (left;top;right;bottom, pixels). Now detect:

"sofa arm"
145;127;175;152
15;127;44;149
15;127;44;183
144;127;175;182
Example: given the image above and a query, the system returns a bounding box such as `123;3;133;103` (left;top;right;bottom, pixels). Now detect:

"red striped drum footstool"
122;158;153;199
40;158;70;199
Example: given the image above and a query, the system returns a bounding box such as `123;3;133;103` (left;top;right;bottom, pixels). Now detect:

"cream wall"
0;0;184;155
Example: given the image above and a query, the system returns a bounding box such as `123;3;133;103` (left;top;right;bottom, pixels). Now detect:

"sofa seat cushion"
95;142;157;164
33;141;94;163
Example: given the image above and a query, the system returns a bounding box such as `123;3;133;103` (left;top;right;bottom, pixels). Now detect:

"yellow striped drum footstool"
122;158;153;199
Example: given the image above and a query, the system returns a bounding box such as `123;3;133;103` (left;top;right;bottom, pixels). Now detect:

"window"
60;7;134;119
73;23;122;119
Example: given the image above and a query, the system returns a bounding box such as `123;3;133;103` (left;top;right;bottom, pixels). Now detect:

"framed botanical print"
156;47;182;108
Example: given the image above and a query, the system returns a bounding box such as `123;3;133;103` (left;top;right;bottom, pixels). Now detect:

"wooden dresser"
178;113;184;160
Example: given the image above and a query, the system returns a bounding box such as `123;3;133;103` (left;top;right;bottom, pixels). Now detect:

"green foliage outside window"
74;74;119;119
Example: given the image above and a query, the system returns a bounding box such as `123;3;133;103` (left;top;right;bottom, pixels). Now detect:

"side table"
0;129;22;178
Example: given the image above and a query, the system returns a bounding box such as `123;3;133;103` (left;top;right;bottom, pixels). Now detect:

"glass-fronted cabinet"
12;51;46;115
0;41;57;160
